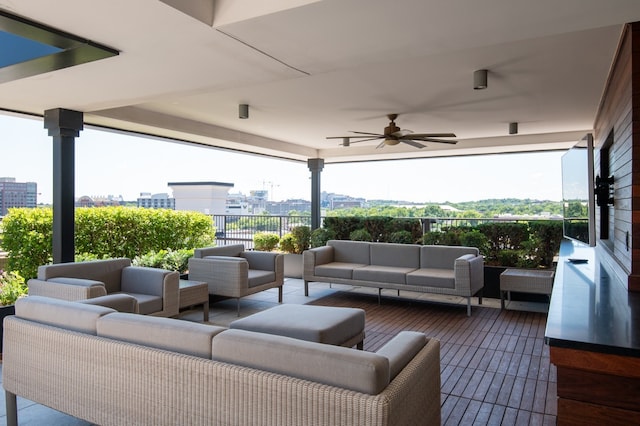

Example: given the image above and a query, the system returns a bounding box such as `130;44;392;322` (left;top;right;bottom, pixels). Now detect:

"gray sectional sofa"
304;240;484;316
3;296;441;426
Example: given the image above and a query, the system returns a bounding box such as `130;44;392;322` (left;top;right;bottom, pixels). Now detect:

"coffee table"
179;279;209;321
230;304;365;349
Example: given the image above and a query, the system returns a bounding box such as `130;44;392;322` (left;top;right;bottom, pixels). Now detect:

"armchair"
27;258;179;317
188;244;284;315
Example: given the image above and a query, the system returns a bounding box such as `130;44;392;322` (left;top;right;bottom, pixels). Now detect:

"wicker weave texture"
500;269;555;295
3;317;440;425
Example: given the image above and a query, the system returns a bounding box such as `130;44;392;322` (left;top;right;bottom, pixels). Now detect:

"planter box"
283;253;303;278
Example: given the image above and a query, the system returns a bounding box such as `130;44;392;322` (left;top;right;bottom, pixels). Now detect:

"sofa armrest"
121;267;179;317
188;256;250;292
454;254;484;295
27;277;107;301
302;245;334;277
376;331;427;380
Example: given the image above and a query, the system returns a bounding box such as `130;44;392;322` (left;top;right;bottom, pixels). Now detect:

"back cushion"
97;313;226;358
369;243;420;268
327;240;370;264
421;245;479;269
15;295;115;335
38;258;130;294
212;329;390;395
195;244;244;258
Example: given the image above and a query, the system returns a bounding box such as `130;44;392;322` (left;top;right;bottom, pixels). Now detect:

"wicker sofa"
27;258;180;317
3;296;441;426
304;240;484;316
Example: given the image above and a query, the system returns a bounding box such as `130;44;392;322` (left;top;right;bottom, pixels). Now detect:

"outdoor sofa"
304;240;484;316
26;258;179;317
3;296;441;426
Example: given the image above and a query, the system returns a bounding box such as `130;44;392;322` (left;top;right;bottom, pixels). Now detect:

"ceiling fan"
327;114;457;149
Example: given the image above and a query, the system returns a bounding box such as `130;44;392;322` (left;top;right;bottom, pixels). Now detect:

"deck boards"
310;292;557;425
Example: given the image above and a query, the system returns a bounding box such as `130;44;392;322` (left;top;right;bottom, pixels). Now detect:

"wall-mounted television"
561;133;596;246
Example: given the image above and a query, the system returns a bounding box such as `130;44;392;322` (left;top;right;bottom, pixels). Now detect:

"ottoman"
230;304;365;349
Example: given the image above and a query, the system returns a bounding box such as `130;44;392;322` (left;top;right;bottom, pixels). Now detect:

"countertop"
544;240;640;357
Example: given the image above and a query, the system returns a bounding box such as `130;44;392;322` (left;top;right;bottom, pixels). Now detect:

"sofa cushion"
212;329;390;395
405;268;455;289
353;265;416;284
97;313;226;358
121;266;168;296
37;258;130;294
118;292;163;315
376;331;427;380
314;262;367;280
15;295;115;335
47;277;105;289
327;240;370;265
247;270;276;288
195;244;244;258
420;245;479;269
369;243;420;269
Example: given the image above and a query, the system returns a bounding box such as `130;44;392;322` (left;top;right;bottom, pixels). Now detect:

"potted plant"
0;269;28;356
279;226;311;278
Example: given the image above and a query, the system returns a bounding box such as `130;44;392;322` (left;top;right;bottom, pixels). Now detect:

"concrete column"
307;158;324;230
44;108;83;263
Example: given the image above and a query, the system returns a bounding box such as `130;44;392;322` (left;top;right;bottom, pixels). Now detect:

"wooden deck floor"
310;292;557;426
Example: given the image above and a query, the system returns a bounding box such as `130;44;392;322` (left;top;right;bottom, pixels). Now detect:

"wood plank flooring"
310;292;556;426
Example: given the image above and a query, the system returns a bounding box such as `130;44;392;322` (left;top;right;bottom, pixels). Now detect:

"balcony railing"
212;214;559;249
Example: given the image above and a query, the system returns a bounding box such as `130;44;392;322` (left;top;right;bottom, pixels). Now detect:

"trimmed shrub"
290;225;311;254
310;228;335;248
253;232;280;251
279;233;296;253
132;248;194;273
388;230;414;244
349;228;372;241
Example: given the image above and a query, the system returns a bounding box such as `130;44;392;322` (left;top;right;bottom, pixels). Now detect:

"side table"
179;279;209;322
500;268;555;310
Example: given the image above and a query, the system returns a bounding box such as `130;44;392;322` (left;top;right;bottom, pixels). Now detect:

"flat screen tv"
561;133;595;246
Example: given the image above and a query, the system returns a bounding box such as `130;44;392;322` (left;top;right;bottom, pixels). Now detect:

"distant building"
168;181;234;215
322;192;366;210
0;177;37;216
75;195;123;208
137;192;175;209
265;199;311;215
226;193;249;215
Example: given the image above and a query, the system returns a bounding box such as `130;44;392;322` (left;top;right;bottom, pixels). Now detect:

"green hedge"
322;216;422;243
1;207;215;279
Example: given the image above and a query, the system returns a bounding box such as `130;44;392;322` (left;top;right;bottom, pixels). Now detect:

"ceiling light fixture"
239;104;249;119
509;122;518;134
473;69;488;90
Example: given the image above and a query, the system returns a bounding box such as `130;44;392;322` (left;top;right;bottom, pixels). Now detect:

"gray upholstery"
97;313;226;358
78;293;138;313
377;331;428;380
304;241;484;316
212;329;390;395
15;295;115;335
28;258;180;317
188;244;284;314
229;304;365;346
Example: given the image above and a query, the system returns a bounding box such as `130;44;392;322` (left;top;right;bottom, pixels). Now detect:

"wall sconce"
239;104;249;119
509;122;518;134
595;175;614;206
473;69;488;90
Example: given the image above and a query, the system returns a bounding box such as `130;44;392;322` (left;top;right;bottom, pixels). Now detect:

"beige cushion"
405;268;456;288
47;277;105;289
119;292;163;315
328;240;370;264
212;329;389;395
229;304;365;346
15;295;115;335
97;313;226;358
195;244;244;258
78;294;138;313
376;331;427;380
353;265;416;284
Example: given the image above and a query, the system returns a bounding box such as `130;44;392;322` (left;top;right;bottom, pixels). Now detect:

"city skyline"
2;113;565;205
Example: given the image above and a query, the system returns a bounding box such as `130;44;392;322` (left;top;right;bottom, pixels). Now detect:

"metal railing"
212;214;560;249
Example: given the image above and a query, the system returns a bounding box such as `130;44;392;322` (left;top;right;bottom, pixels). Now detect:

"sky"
1;113;564;205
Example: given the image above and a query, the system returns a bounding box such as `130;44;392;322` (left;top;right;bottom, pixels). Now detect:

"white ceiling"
2;0;640;164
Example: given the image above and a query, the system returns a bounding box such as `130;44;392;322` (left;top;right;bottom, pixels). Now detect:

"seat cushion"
314;262;367;280
420;245;479;269
230;304;365;346
369;243;420;269
247;269;276;288
406;268;455;289
353;265;416;284
117;292;163;315
327;240;370;264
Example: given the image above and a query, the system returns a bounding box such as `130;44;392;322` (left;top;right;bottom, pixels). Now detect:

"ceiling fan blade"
376;141;386;149
409;133;456;138
400;139;426;149
350;131;385;136
409;137;458;144
349;137;384;143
